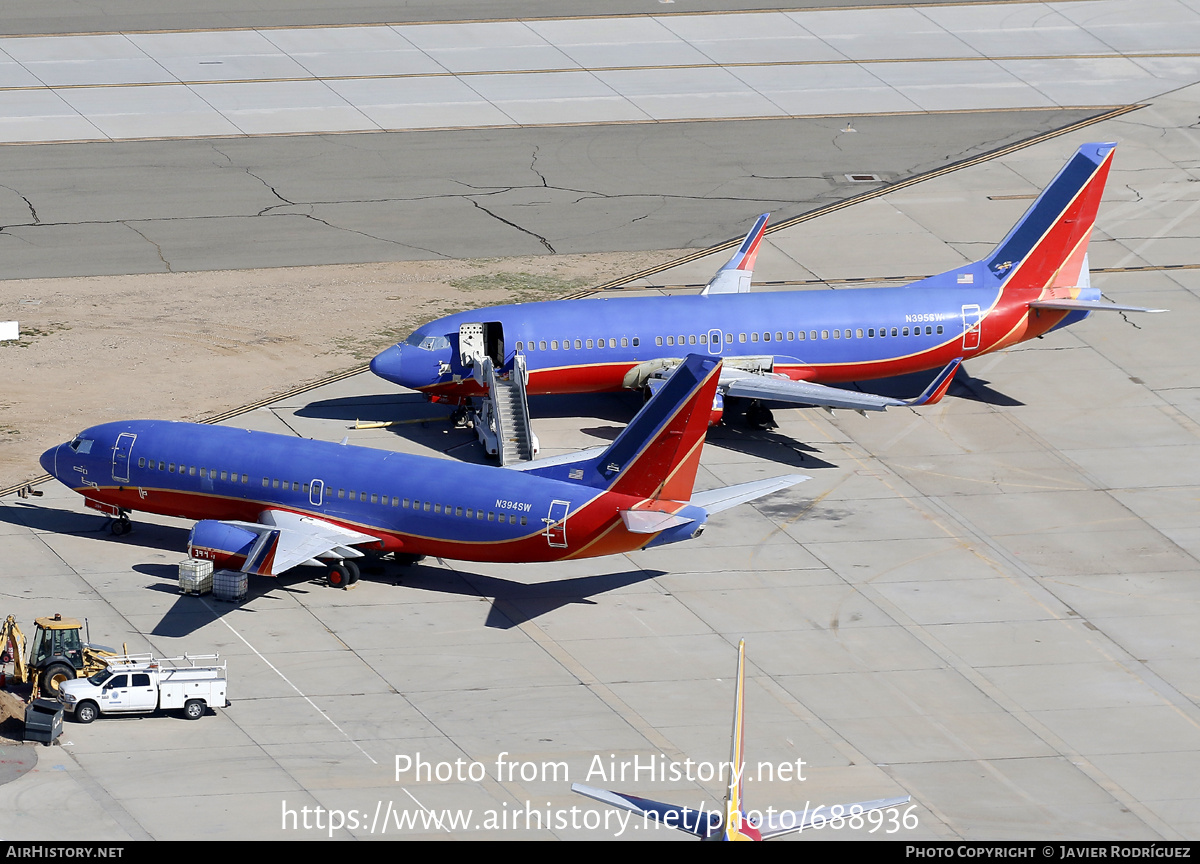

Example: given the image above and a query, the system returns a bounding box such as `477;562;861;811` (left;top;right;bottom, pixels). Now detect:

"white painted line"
200;595;379;765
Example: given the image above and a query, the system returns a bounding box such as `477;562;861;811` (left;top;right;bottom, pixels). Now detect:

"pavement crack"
285;212;448;258
470;199;556;253
245;168;295;210
122;222;173;272
0;185;39;225
530;146;549;188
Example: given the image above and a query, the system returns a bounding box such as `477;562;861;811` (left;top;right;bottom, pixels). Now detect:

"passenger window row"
134;458;532;527
516;338;639;352
138;458;249;483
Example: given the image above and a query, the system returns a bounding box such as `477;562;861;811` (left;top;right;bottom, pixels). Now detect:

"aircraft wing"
756;795;911;840
1028;299;1167;313
690;475;808;514
211;509;381;576
722;358;961;413
571;784;720;837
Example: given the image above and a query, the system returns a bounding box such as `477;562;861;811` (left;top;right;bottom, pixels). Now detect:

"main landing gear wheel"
745;400;777;430
327;561;359;589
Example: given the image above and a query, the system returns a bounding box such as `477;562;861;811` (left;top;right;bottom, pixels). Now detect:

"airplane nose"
39;443;58;477
369;343;407;386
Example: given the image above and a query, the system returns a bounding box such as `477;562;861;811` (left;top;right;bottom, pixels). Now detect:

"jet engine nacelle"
646;376;724;425
187;520;257;570
710;391;724;426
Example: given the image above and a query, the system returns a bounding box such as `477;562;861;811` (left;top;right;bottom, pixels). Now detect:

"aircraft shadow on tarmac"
136;557;664;636
390;563;666;629
0;502;192;554
293;389;841;469
292;391;433;423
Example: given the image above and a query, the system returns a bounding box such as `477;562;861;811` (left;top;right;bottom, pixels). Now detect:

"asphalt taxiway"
0;0;1198;842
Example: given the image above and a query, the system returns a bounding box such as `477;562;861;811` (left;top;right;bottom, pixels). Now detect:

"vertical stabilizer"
986;143;1115;302
723;639;750;839
525;354;722;499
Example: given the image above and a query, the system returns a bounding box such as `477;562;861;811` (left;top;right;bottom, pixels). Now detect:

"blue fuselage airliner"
371;143;1161;417
39;356;804;586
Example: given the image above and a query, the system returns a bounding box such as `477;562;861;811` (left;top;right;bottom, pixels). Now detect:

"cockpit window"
69;437;93;454
404;332;451;352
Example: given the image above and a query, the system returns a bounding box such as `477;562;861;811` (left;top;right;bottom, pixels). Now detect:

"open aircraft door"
112;432;136;484
459;322;505;368
961;304;982;351
544;499;569;548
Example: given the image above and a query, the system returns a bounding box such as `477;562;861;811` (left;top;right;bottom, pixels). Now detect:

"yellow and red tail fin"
723;639;760;840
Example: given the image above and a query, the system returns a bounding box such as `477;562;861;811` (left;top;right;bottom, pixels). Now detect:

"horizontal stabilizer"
1029;299;1167;313
571;784;718;837
690;474;808;514
620;509;695;534
758;795;911;840
701;213;769;296
502;445;607;472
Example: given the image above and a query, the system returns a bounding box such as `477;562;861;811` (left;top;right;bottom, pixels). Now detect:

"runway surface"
0;0;1197;842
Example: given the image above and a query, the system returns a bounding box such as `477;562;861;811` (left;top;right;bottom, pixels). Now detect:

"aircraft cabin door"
309;479;324;507
112;432;136;484
961;304;982;352
484;322;505;367
707;329;723;356
459;322;485;368
544;499;569;548
459;322;505;367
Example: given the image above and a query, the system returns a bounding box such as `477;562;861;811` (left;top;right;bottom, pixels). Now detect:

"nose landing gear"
109;510;132;536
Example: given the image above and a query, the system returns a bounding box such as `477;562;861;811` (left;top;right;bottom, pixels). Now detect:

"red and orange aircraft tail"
527;354;722;502
985;142;1115;304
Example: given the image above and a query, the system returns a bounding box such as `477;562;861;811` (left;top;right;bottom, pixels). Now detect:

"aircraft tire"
327;562;351;589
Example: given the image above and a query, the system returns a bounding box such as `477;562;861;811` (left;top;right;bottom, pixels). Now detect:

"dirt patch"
0;688;29;743
0;250;681;490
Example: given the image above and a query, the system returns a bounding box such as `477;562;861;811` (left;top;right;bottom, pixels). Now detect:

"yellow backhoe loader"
1;614;119;697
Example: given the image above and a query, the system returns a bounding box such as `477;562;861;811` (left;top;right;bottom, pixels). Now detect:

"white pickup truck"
58;653;228;723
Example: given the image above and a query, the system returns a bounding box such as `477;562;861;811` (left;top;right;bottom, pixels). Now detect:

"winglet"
701;213;769;295
907;358;961;406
